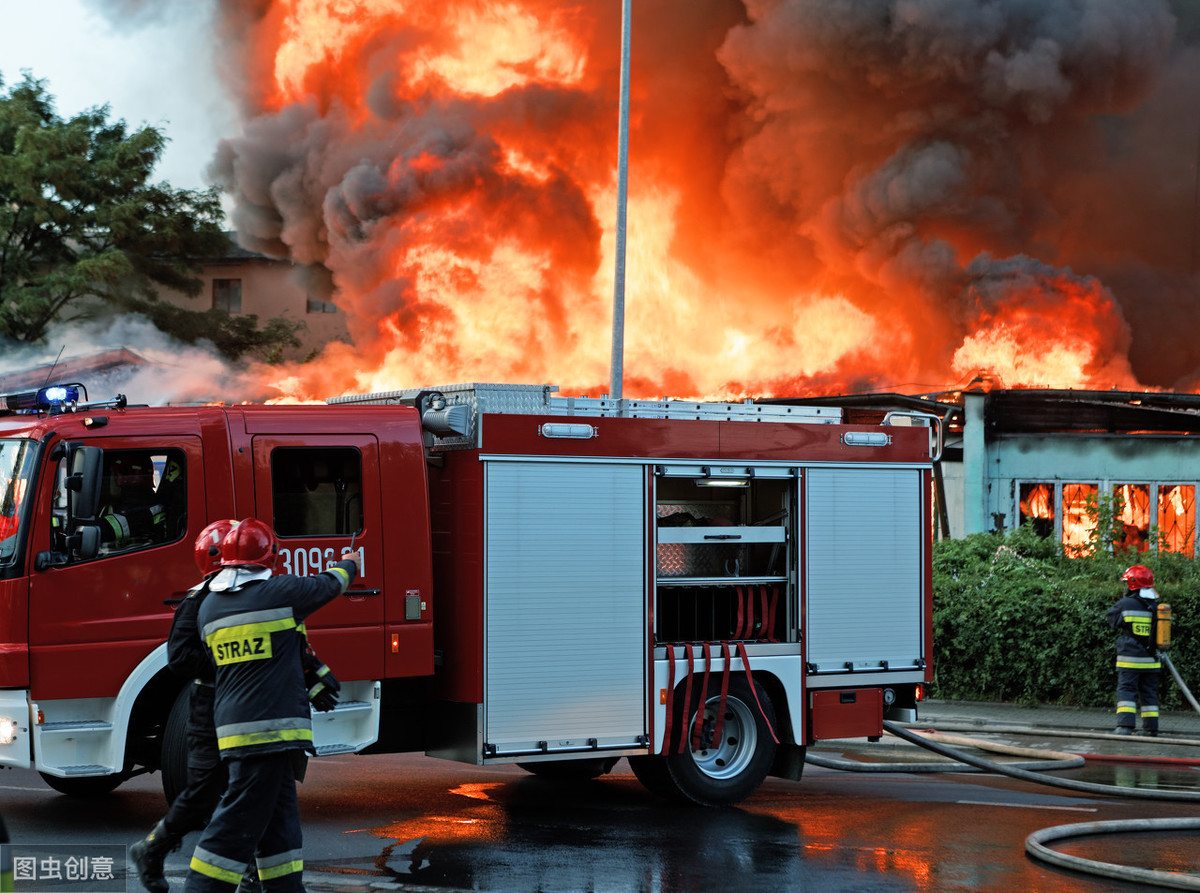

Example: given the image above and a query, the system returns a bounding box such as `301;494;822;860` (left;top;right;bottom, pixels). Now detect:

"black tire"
517;757;618;780
661;675;777;807
160;686;190;803
39;772;127;798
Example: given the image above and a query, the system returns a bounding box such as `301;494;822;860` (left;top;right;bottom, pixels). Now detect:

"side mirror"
66;446;102;524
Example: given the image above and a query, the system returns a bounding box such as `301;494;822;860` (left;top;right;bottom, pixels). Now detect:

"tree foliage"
932;523;1200;711
0;74;299;361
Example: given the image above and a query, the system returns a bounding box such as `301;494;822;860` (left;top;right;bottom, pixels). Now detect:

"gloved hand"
305;666;340;712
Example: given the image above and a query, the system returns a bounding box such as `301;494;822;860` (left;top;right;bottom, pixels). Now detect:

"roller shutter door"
484;461;647;756
806;467;924;674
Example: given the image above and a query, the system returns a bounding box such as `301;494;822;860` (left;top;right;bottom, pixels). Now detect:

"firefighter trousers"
183;752;304;893
1116;667;1159;732
163;683;226;839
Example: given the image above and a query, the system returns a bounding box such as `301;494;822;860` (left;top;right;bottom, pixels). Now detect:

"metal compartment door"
483;461;646;758
805;467;925;683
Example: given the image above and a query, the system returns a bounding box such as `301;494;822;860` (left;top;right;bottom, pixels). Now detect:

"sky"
0;0;234;193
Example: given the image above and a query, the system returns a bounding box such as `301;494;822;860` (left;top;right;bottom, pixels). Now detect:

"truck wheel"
517;757;618;780
160;686;190;803
662;675;777;807
39;772;127;798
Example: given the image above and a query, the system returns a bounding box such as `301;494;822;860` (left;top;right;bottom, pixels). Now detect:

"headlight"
0;717;16;744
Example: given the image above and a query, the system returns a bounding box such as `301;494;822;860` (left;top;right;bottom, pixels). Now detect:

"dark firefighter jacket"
1106;589;1161;670
168;579;215;683
169;578;335;695
198;560;356;758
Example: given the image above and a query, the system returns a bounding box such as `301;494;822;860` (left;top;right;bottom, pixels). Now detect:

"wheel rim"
688;695;758;780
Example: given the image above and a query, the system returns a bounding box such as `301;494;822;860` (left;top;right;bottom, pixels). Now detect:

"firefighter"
133;520;344;893
1106;564;1161;737
99;455;167;550
183;519;359;893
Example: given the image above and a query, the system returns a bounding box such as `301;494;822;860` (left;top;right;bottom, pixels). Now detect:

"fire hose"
1163;651;1200;716
807;719;1200;886
861;721;1200;887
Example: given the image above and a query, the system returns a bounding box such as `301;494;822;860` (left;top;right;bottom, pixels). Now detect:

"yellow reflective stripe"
1116;704;1137;713
328;566;351;590
259;859;304;880
190;856;243;885
0;870;11;893
1116;658;1160;669
206;617;296;648
217;728;313;750
1141;708;1159;717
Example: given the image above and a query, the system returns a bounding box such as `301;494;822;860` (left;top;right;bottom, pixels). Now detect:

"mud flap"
770;742;807;781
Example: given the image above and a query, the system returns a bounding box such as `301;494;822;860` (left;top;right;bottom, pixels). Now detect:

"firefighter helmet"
1121;564;1154;589
194;519;236;575
219;518;280;570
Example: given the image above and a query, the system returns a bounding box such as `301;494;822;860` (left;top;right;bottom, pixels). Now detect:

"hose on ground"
806;729;1084;773
1163;652;1200;717
881;720;1200;802
1026;818;1200;890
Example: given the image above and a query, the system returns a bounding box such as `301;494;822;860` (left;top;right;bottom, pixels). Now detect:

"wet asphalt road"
3;744;1200;893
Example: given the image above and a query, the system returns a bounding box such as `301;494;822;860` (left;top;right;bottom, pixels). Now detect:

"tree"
0;73;300;361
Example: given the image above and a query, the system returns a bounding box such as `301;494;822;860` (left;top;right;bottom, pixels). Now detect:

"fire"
211;1;1192;402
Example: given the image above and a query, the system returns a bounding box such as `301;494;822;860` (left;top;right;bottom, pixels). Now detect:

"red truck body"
0;382;936;805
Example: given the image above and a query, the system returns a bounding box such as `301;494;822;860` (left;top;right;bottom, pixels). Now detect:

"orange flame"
210;1;1191;402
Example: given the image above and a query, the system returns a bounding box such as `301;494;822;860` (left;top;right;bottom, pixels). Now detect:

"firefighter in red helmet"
1106;564;1161;736
132;520;342;893
184;519;360;893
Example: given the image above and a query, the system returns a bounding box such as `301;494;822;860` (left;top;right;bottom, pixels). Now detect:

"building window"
1018;483;1055;538
1158;485;1195;557
306;297;338;314
1113;484;1151;554
213;279;242;313
1016;480;1197;558
1061;483;1098;558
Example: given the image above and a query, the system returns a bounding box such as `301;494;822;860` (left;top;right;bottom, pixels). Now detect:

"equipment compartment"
653;475;794;644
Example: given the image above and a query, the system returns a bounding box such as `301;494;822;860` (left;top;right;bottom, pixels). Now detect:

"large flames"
208;0;1199;402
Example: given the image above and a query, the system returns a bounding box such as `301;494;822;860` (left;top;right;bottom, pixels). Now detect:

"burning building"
780;387;1200;557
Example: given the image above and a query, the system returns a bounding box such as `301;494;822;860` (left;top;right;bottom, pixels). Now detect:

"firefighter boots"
130;819;180;893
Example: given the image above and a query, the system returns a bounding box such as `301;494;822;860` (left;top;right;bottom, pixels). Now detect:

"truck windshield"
0;439;35;563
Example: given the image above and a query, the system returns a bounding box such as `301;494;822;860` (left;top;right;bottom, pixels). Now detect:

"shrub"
931;524;1200;710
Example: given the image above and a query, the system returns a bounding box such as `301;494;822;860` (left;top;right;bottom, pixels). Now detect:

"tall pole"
609;0;631;400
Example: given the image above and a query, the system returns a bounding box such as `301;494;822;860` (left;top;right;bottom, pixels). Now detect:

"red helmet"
219;518;280;570
1122;565;1154;589
194;519;235;575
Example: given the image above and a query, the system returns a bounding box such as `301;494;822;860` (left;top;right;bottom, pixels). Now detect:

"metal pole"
609;0;631;400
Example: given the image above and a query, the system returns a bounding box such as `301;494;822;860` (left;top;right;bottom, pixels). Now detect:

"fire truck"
0;381;937;806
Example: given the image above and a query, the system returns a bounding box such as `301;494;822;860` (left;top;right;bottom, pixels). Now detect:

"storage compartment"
656;583;785;643
809;688;883;740
653;475;793;644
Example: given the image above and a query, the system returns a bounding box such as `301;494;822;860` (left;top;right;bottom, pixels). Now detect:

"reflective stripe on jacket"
199;562;355;759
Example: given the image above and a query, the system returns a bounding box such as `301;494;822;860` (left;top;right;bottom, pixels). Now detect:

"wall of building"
158;256;349;361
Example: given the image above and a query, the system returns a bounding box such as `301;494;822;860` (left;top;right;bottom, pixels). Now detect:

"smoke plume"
205;0;1200;401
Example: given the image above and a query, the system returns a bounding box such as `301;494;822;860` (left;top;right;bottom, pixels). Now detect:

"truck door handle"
344;588;381;600
704;534;742;540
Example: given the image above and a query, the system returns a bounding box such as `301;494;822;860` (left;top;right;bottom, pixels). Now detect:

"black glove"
305;665;340;712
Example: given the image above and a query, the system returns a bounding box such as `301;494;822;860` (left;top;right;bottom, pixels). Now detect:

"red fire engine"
0;381;937;806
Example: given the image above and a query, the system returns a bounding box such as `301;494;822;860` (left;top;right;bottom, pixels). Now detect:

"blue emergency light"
1;383;88;414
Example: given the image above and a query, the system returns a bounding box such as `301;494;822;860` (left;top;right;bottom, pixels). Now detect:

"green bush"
931;524;1200;710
